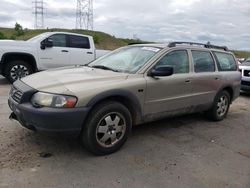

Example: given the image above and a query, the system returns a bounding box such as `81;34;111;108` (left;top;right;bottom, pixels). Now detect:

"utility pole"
32;0;44;29
76;0;93;30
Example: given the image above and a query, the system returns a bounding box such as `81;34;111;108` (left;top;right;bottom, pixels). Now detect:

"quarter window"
192;51;215;73
69;35;90;49
48;34;67;47
156;50;189;74
213;52;237;71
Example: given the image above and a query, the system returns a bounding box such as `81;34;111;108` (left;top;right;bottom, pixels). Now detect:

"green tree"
14;22;24;36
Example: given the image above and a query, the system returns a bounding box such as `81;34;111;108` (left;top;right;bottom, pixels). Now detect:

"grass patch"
0;27;249;58
231;50;250;58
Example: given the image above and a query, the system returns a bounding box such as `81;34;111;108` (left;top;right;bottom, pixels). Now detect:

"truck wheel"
82;101;132;155
4;60;33;83
206;90;231;121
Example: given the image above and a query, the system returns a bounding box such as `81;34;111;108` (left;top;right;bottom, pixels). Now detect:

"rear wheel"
4;60;33;83
206;90;231;121
82;101;132;155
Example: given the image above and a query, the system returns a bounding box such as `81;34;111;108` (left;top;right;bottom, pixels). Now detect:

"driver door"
38;34;70;70
144;50;193;117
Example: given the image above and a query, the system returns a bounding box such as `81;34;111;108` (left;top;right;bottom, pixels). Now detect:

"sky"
0;0;250;50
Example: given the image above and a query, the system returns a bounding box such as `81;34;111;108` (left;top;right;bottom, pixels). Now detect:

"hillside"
0;27;144;50
0;27;249;58
231;50;250;59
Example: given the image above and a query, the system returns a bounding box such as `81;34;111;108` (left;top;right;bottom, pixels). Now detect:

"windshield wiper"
91;65;119;72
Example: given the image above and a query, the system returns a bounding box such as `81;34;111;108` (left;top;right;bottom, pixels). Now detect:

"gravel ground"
0;75;250;188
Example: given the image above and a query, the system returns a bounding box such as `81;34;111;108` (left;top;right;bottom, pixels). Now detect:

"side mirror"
148;65;174;77
40;39;53;50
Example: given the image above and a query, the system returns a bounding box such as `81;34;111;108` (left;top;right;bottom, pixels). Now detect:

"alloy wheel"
216;95;229;117
10;65;30;81
96;112;126;148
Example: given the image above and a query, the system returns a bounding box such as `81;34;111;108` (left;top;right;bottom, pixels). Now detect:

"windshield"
89;46;161;73
27;33;48;42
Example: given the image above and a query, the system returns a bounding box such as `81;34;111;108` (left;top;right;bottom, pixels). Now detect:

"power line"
32;0;44;29
76;0;93;30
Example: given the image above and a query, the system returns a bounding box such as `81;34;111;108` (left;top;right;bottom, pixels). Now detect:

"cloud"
0;14;14;23
0;0;249;50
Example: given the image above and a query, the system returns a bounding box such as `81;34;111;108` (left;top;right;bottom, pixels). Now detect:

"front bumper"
9;98;90;137
241;78;250;91
241;82;250;91
0;61;3;75
8;80;90;137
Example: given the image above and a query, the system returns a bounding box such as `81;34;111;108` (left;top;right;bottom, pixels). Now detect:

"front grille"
241;81;250;86
10;86;23;103
244;70;250;77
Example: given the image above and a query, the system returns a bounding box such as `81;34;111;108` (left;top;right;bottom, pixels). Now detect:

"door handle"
87;52;93;54
61;50;69;53
185;80;191;83
215;77;219;80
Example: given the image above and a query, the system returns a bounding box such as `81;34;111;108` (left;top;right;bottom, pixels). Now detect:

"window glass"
89;46;160;73
213;52;237;71
48;34;67;47
156;50;189;74
69;35;90;49
192;51;215;73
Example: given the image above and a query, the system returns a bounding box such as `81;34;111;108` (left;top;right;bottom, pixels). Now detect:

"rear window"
192;51;215;73
213;52;237;71
69;35;90;49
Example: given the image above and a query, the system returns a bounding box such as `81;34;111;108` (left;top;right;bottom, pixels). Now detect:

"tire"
4;60;33;83
82;101;132;155
206;90;231;121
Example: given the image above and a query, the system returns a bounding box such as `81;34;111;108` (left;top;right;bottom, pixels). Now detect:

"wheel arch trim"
1;52;38;72
86;89;143;124
218;85;235;102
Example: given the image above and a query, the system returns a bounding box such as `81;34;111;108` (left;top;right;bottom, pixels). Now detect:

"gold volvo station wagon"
8;42;241;155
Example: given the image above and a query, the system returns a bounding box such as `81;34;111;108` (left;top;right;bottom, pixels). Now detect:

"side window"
156;50;189;74
48;34;67;47
213;52;237;71
69;35;90;49
192;51;215;73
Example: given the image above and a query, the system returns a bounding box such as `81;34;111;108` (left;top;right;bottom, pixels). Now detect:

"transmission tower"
32;0;44;29
76;0;93;30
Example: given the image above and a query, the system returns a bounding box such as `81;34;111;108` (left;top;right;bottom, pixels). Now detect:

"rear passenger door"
189;50;221;106
144;50;193;116
212;51;240;96
69;35;95;65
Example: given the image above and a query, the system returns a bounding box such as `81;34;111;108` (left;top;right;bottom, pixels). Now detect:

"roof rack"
128;43;143;45
128;42;152;45
168;41;228;51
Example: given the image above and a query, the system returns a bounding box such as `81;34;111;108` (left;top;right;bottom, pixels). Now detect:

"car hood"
240;62;250;67
21;66;129;94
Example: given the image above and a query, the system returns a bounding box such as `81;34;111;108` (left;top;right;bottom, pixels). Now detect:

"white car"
0;32;110;82
239;59;250;91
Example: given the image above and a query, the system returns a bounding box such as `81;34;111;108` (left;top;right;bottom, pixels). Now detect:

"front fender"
86;89;143;124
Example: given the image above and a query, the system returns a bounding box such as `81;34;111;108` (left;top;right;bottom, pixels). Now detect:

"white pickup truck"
0;32;110;82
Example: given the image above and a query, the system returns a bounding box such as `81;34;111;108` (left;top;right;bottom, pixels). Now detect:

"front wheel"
206;90;231;121
82;101;132;155
4;60;33;83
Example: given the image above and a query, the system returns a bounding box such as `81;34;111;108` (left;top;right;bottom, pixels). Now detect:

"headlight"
31;92;77;108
